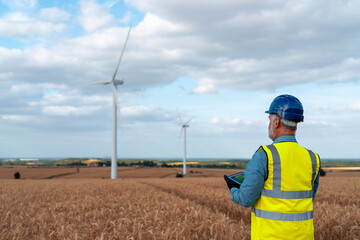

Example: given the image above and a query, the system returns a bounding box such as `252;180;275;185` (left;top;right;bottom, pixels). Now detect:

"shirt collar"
273;135;297;144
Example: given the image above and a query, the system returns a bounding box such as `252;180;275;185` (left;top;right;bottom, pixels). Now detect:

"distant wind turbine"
177;110;191;175
81;27;131;179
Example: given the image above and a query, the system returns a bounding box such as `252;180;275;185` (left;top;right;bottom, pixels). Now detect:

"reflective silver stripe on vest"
262;144;314;199
267;144;281;190
308;150;318;185
261;188;313;199
252;208;313;221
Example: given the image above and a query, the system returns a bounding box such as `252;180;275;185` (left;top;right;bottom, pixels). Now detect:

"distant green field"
0;158;250;169
320;160;360;167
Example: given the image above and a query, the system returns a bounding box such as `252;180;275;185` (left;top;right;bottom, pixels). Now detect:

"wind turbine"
177;110;191;175
81;27;131;179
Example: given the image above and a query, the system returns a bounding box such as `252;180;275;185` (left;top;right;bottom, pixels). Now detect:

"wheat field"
1;168;359;239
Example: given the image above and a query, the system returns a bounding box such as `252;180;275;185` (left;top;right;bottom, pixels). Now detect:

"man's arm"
312;171;320;200
230;149;267;207
312;154;321;200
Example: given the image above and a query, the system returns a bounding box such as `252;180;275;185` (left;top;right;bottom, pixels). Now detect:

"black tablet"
228;172;245;185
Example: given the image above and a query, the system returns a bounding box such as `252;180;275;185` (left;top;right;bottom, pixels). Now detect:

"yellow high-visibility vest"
251;142;320;240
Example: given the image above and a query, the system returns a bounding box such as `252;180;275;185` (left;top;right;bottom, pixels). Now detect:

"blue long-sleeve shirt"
231;135;320;207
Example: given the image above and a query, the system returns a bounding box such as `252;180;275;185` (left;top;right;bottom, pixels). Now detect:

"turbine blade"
112;26;132;82
78;82;110;86
111;83;124;129
176;108;184;124
185;118;192;125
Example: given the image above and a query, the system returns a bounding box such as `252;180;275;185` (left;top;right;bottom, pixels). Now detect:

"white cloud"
77;0;114;32
1;0;360;91
2;114;34;122
191;84;217;94
304;120;331;126
122;105;173;122
221;59;263;74
42;105;101;116
210;117;259;126
3;0;358;93
3;12;31;21
312;104;330;112
191;77;217;94
0;47;22;58
28;89;112;109
39;7;71;22
350;102;360;111
0;72;14;80
135;13;185;36
10;84;39;94
0;18;66;38
126;0;360;91
210;117;240;125
82;95;112;104
41;83;69;90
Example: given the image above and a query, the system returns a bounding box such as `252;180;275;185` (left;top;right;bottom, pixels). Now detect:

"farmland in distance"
1;166;359;239
0;166;242;179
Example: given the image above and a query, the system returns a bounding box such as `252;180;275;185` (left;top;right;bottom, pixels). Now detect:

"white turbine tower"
177;110;191;175
81;27;131;179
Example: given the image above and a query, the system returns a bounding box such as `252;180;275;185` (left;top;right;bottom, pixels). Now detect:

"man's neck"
273;129;295;141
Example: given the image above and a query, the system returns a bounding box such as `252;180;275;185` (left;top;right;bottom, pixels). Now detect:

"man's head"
266;95;304;141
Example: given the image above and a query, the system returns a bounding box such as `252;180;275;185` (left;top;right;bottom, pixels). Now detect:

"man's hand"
224;175;240;190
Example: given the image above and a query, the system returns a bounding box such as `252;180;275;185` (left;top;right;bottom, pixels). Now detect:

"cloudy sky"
1;0;360;159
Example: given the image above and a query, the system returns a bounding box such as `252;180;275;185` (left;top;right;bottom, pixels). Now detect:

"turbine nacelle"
113;79;124;85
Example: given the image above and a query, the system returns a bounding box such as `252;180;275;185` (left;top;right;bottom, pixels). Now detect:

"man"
224;94;320;240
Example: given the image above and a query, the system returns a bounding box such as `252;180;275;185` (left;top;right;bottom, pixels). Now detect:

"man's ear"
274;117;281;129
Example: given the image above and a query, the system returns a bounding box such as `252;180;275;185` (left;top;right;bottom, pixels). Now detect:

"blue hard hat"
265;94;304;122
